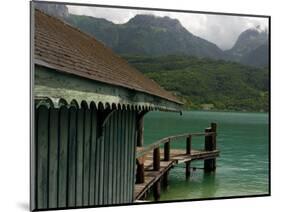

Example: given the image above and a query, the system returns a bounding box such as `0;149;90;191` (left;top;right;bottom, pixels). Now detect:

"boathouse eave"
34;64;182;113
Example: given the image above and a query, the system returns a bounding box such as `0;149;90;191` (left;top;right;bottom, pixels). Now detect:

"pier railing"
136;122;217;184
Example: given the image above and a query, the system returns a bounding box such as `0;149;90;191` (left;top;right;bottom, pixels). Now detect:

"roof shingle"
34;9;182;105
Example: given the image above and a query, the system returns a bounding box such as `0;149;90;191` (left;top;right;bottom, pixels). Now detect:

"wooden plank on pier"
145;149;219;164
134;148;220;201
134;160;174;200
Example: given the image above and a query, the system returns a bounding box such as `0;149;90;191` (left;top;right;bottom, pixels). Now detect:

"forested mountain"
124;55;269;112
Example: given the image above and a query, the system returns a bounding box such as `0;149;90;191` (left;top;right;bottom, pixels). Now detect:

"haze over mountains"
66;14;227;60
35;3;269;68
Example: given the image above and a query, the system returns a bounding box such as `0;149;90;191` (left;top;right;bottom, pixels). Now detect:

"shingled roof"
34;9;182;105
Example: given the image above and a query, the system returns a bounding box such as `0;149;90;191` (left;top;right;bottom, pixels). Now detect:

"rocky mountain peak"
127;14;183;31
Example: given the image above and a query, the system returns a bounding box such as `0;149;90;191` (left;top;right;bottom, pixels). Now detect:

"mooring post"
163;139;170;186
153;147;160;171
185;162;191;178
153;180;161;201
204;127;212;151
204;124;216;172
186;135;191;155
164;139;170;161
185;135;192;178
136;158;145;184
163;172;169;188
211;122;217;150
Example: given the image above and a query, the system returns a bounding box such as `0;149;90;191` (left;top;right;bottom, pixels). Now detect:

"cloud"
67;5;268;50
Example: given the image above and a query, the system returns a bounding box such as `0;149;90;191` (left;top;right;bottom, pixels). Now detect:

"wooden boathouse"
31;8;219;211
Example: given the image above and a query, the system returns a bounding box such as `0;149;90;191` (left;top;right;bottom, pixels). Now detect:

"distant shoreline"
182;109;269;114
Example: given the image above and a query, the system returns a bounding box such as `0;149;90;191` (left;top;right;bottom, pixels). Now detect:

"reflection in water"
144;111;269;201
201;172;218;198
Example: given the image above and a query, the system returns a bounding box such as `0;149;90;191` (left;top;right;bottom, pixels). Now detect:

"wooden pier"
134;123;219;201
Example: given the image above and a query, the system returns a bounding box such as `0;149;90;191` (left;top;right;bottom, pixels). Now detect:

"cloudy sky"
67;5;268;50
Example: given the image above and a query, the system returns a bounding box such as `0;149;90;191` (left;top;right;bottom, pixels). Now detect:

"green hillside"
124;55;269;112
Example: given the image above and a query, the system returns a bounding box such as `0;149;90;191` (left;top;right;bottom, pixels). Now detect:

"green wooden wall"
34;105;137;210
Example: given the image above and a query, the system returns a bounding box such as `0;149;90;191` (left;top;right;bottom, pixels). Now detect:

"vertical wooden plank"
128;111;132;202
98;140;104;205
130;111;137;202
75;108;84;207
67;107;77;207
107;112;114;204
113;112;117;204
120;110;125;203
126;111;132;201
83;108;91;206
94;111;101;205
122;111;127;203
36;106;49;209
103;117;110;205
98;111;104;205
124;110;128;203
112;112;117;204
48;108;58;208
116;110;122;204
89;108;97;205
129;111;134;202
34;106;38;210
58;106;69;208
124;111;130;203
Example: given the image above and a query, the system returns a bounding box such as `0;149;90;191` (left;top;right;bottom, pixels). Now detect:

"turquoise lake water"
143;111;269;200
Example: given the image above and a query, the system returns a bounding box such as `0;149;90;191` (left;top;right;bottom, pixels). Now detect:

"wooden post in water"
163;172;169;188
136;159;145;184
163;139;170;187
136;147;145;184
211;122;217;150
153;147;160;171
204;123;217;172
185;135;191;178
186;135;191;155
153;180;161;201
164;139;170;161
204;127;212;151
